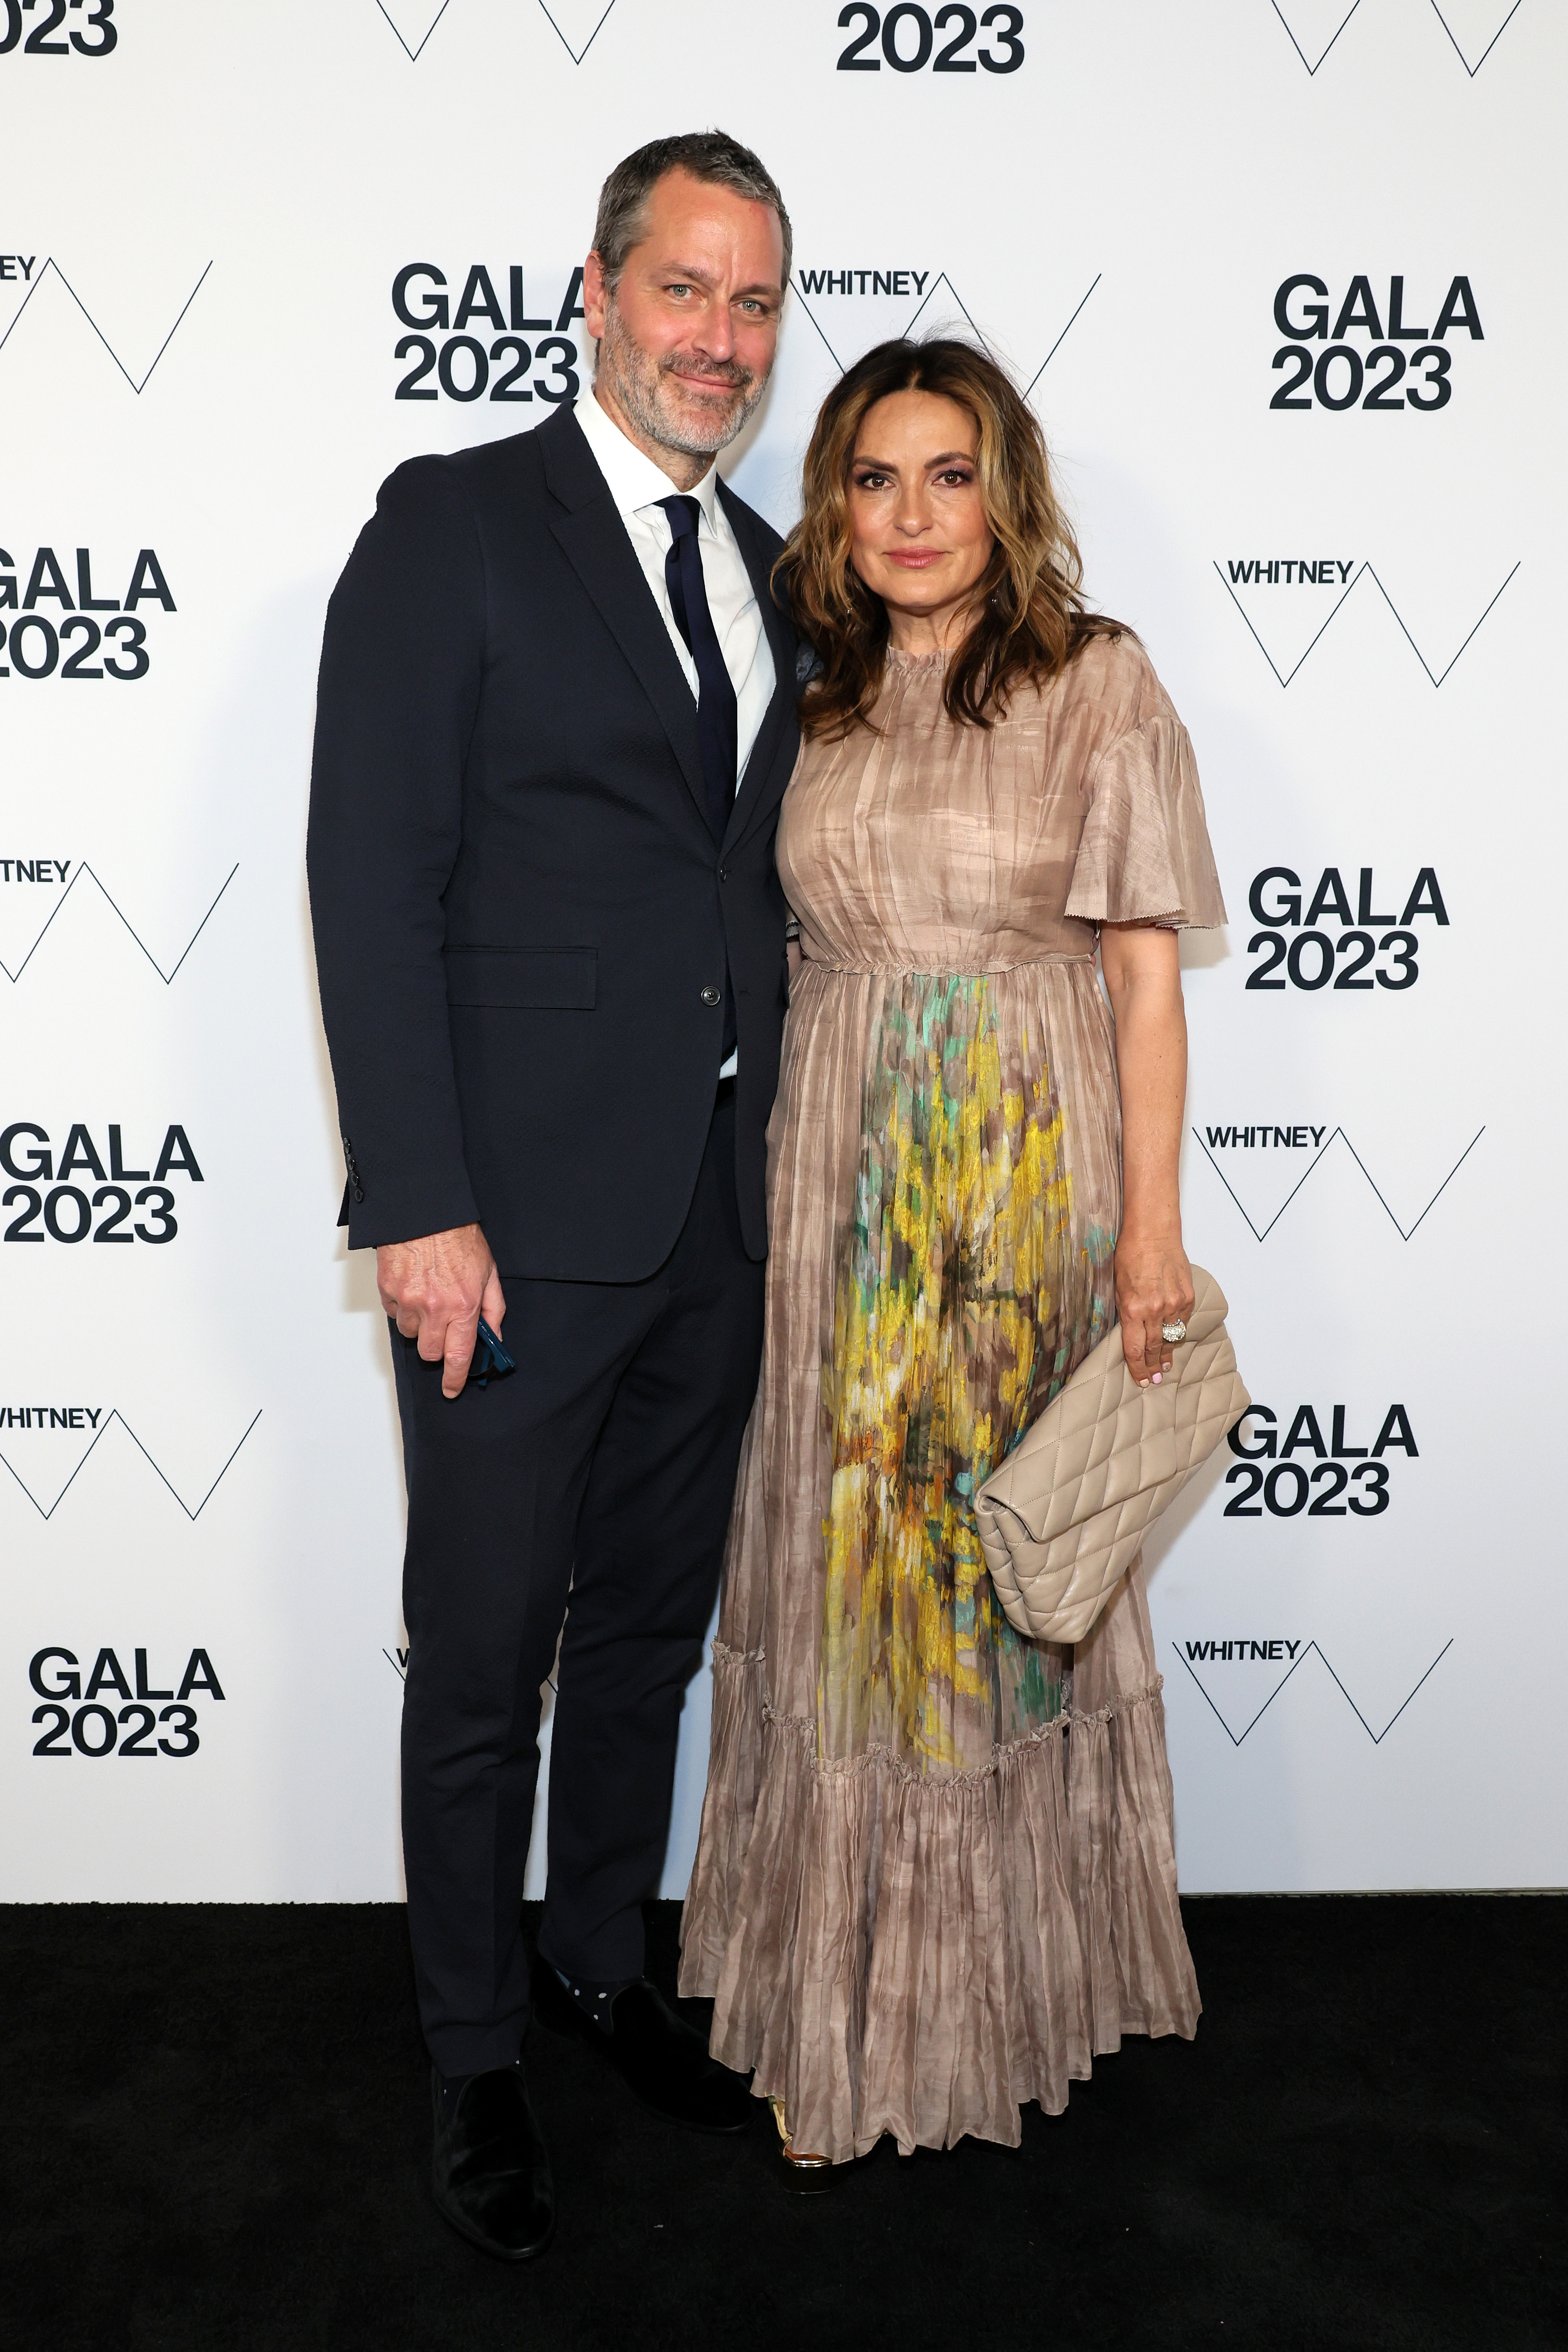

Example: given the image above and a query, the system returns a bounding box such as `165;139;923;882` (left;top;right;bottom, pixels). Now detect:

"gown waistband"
802;951;1097;978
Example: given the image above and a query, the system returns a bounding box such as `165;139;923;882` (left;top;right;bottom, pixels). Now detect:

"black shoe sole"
432;2181;556;2264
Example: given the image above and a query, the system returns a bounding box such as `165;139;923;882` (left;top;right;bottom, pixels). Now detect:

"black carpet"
4;1896;1563;2352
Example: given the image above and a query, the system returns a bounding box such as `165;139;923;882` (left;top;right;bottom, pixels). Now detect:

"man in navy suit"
307;133;799;2260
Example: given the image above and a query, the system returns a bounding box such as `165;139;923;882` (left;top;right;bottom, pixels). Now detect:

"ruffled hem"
679;1634;1201;2165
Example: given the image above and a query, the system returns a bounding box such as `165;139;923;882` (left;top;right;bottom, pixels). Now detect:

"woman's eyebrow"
851;451;974;471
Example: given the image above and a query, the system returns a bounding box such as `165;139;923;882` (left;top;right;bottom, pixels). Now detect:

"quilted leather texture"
974;1266;1250;1646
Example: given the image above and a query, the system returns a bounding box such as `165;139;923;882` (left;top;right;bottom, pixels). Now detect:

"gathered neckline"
884;643;952;673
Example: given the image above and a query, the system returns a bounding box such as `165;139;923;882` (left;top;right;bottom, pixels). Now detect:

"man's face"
584;167;785;462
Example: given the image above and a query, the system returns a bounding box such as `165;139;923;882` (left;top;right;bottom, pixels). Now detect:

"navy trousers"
391;1090;764;2078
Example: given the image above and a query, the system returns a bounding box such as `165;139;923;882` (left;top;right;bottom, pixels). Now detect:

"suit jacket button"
700;985;721;1006
717;865;728;882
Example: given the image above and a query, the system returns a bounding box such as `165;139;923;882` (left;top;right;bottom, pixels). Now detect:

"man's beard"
598;291;767;459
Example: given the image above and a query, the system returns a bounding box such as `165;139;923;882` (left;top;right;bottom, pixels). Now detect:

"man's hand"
376;1224;505;1401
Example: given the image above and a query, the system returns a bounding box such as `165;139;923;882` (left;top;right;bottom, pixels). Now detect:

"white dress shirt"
574;389;776;1078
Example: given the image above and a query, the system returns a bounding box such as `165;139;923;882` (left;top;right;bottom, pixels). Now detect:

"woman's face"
847;390;994;640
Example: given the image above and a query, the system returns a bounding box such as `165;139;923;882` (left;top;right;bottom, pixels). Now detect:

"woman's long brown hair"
777;337;1123;737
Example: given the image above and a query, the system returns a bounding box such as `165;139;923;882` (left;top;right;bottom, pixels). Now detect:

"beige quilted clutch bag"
973;1266;1249;1646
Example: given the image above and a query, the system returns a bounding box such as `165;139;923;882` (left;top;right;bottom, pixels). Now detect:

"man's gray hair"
592;131;792;293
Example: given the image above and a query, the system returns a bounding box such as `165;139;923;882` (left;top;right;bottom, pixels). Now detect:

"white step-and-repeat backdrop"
3;0;1562;1901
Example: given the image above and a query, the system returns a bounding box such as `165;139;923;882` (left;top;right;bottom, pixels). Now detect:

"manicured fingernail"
1139;1378;1151;1388
1151;1371;1162;1384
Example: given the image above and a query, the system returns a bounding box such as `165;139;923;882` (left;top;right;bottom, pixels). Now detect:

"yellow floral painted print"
820;973;1115;1773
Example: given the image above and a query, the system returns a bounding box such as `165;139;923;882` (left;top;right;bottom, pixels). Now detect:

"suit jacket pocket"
444;945;597;1010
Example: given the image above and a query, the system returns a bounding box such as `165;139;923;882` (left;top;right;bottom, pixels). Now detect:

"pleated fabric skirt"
679;955;1201;2163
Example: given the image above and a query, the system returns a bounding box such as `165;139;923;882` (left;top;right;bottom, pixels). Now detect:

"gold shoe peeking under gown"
770;2097;833;2193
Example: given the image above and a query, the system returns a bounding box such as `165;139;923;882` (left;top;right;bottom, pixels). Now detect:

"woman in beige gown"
680;338;1226;2171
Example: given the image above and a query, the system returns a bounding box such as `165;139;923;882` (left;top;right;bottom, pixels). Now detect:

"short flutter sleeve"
1065;714;1226;929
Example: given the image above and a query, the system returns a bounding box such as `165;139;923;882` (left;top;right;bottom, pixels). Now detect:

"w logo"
1272;1;1523;76
0;257;211;393
792;270;1101;399
374;0;620;63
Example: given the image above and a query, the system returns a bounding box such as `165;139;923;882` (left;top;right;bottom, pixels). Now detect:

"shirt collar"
575;386;721;532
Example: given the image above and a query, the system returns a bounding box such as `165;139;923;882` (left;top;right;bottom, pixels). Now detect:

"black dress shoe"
534;1965;752;2134
430;2061;554;2261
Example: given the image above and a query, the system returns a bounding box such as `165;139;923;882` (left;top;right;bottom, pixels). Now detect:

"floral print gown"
679;633;1226;2163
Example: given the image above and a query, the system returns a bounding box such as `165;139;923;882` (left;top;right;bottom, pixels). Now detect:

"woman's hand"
1115;1230;1196;1386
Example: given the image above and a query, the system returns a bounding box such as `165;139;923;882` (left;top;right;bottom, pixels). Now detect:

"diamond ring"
1161;1319;1187;1345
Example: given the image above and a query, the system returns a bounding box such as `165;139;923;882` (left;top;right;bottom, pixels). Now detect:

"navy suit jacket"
306;405;800;1279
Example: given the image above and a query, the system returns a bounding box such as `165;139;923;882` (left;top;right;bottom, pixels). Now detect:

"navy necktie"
659;495;738;845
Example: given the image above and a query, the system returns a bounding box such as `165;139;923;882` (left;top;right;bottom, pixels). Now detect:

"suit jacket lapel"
541;409;709;830
719;478;798;855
